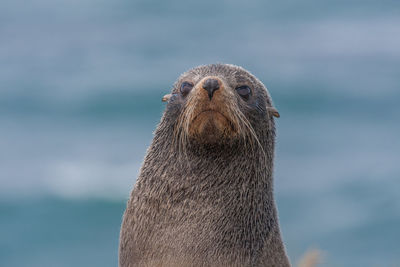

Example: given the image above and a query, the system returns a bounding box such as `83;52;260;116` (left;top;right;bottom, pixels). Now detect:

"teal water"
1;0;400;266
0;198;125;267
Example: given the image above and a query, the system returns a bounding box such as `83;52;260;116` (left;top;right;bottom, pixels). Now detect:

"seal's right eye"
180;81;194;97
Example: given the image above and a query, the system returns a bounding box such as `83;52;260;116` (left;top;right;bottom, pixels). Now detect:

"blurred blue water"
1;0;400;266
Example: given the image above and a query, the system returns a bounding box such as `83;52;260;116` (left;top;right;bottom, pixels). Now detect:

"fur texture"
119;64;290;266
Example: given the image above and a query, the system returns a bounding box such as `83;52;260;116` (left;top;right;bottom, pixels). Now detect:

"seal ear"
162;94;172;102
267;107;280;118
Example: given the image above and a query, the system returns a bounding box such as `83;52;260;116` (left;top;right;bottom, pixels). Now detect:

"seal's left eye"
180;81;194;97
236;85;251;100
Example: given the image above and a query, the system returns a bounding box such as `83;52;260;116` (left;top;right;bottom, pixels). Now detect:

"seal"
119;64;289;267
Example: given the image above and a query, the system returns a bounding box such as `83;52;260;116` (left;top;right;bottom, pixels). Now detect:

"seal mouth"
185;108;238;144
192;109;225;122
191;109;236;132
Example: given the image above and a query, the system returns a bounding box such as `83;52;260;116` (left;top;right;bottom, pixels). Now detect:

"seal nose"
202;78;220;100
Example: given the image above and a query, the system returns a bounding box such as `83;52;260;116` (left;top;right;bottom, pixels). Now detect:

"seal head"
163;64;279;148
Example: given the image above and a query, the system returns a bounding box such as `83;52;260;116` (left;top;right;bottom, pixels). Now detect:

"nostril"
202;78;220;100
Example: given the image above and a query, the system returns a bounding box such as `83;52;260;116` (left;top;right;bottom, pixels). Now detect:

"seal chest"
119;64;289;267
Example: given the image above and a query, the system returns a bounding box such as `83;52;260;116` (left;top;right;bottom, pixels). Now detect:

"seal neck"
130;120;285;264
139;133;276;206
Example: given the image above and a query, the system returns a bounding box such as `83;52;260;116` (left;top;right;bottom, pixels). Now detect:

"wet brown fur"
119;64;290;266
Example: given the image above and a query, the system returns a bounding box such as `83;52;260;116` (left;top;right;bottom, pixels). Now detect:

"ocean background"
1;0;399;266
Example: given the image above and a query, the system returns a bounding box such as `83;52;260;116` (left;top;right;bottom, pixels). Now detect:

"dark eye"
180;81;194;96
235;85;251;100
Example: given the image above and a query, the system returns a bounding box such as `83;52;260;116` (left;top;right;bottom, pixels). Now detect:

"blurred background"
1;0;399;266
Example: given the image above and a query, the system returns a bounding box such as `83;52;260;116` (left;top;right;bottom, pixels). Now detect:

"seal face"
180;75;238;143
119;64;289;267
170;64;278;147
